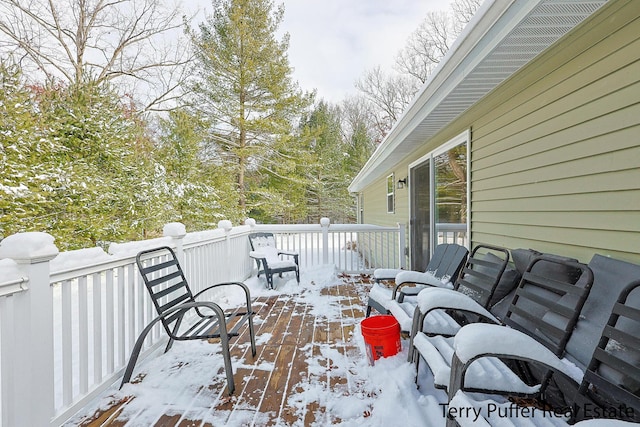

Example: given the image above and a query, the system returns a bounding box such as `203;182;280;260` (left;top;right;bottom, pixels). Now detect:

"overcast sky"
189;0;453;103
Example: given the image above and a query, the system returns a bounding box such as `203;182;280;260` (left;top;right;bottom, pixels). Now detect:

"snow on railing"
0;218;404;426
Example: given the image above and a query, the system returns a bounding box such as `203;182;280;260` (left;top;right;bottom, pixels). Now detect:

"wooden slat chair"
248;232;299;290
446;280;640;427
366;243;469;331
410;255;593;395
120;246;256;395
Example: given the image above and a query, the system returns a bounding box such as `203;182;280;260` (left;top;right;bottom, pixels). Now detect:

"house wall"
359;0;640;265
361;173;408;226
468;0;640;264
361;172;411;265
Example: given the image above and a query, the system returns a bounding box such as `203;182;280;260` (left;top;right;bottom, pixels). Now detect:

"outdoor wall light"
397;178;408;189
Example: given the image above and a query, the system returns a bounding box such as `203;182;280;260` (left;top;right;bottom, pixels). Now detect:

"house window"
386;174;395;213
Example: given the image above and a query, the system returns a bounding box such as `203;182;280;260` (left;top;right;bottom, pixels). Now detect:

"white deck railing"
0;218;404;426
436;223;468;247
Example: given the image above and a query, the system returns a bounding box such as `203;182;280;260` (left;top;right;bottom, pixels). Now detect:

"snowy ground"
68;264;450;426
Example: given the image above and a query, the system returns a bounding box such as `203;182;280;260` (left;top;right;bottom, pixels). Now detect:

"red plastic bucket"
361;315;401;365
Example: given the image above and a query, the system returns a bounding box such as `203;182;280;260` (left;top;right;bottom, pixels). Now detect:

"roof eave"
348;0;606;193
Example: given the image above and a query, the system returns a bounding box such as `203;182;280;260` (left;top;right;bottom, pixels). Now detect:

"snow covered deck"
0;219;411;426
69;268;448;426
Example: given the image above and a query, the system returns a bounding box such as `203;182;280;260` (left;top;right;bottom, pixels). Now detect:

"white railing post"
0;232;58;427
245;218;257;276
398;223;406;269
218;220;233;280
163;222;186;264
320;217;330;264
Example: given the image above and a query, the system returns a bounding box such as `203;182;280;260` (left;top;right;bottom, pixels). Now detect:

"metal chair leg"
121;316;166;387
248;314;257;357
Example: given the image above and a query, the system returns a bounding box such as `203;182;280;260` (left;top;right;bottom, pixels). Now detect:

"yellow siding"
469;0;640;263
356;1;640;265
361;172;411;267
362;173;410;227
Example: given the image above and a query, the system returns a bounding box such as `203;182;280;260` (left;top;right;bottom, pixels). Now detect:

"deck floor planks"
79;276;373;426
216;294;291;423
254;295;306;422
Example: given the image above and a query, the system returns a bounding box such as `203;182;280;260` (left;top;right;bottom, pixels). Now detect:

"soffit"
348;0;607;193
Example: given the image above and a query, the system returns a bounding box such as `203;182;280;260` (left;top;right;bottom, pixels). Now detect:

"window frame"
386;173;395;214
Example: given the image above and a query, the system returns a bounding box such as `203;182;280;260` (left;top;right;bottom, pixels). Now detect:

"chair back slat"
143;258;178;274
575;281;640;423
427;244;469;281
521;271;584;296
248;232;277;250
508;304;566;343
505;256;593;357
136;246;196;336
601;324;640;351
147;270;183;289
453;244;509;309
159;292;191;313
155;282;187;300
515;287;577;319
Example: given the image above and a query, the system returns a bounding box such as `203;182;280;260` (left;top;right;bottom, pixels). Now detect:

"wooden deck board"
78;275;374;426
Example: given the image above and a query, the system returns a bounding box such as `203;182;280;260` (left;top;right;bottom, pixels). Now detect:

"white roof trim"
348;0;607;193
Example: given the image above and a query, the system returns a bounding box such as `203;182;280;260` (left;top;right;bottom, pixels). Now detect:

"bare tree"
355;66;420;138
0;0;193;112
395;11;454;84
396;0;482;83
451;0;483;33
356;0;482;138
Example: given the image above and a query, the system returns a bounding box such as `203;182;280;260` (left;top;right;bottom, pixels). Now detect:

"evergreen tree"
298;100;376;223
187;0;312;220
302;101;345;221
0;62;63;239
36;80;156;248
341;96;378;178
155;109;241;228
1;65;158;249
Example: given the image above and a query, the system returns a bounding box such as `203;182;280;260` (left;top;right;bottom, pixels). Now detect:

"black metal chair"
120;246;256;395
446;280;640;426
366;243;470;318
411;255;593;394
248;232;299;289
406;244;512;359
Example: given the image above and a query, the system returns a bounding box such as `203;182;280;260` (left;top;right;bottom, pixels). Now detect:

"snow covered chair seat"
122;246;257;395
248;232;300;290
411;255;593;394
366;243;468;322
369;271;455;331
405;244;512;346
446;280;640;427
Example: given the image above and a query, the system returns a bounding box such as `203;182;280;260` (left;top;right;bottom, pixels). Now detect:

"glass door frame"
407;130;471;265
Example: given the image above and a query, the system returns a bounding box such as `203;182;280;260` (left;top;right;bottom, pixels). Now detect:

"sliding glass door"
409;132;469;270
410;162;431;272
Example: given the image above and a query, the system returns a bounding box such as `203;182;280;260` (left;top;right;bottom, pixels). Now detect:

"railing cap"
217;220;233;231
163;222;186;238
0;232;59;264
